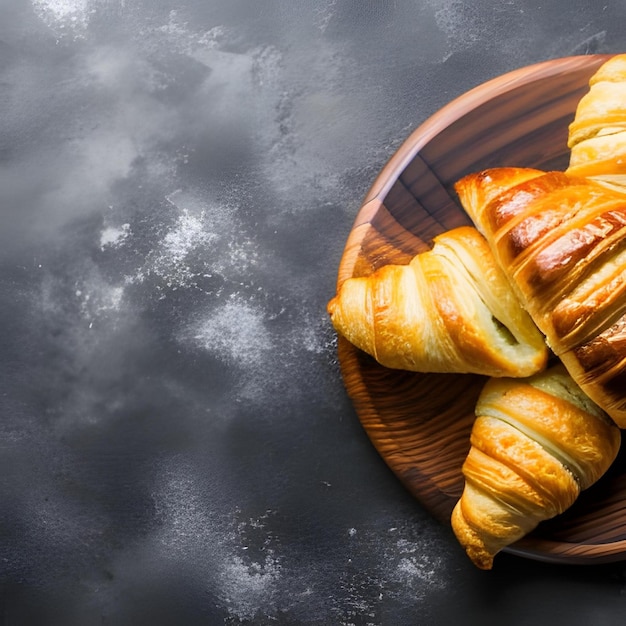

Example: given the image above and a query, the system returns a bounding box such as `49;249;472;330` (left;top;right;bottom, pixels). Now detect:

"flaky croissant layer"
567;54;626;181
327;226;548;378
451;365;621;570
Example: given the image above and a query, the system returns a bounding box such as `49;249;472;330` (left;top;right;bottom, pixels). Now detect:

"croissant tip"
466;549;495;571
326;296;338;317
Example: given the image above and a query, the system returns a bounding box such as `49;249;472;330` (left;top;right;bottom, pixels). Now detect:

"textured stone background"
2;1;626;624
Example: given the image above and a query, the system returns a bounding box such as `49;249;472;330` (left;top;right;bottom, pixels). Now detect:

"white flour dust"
118;190;258;294
106;464;451;624
32;0;93;37
32;0;129;36
426;0;484;60
150;205;216;288
118;205;215;292
314;0;338;33
100;222;130;250
357;525;444;591
388;535;445;591
41;261;125;328
217;555;281;619
162;211;209;264
156;11;228;55
190;298;273;367
315;523;450;626
33;0;90;21
75;281;124;322
179;293;280;403
151;462;283;623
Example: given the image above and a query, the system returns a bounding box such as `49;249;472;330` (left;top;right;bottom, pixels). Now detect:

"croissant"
567;54;626;182
451;364;621;570
455;167;626;427
327;226;548;377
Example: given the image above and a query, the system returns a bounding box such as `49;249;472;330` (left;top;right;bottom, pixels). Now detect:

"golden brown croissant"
451;364;621;570
455;167;626;427
567;54;626;182
327;226;548;377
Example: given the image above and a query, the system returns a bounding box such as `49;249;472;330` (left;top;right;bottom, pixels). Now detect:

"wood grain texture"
336;54;626;565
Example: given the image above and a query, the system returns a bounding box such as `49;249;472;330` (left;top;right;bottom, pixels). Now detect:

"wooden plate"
335;54;626;565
